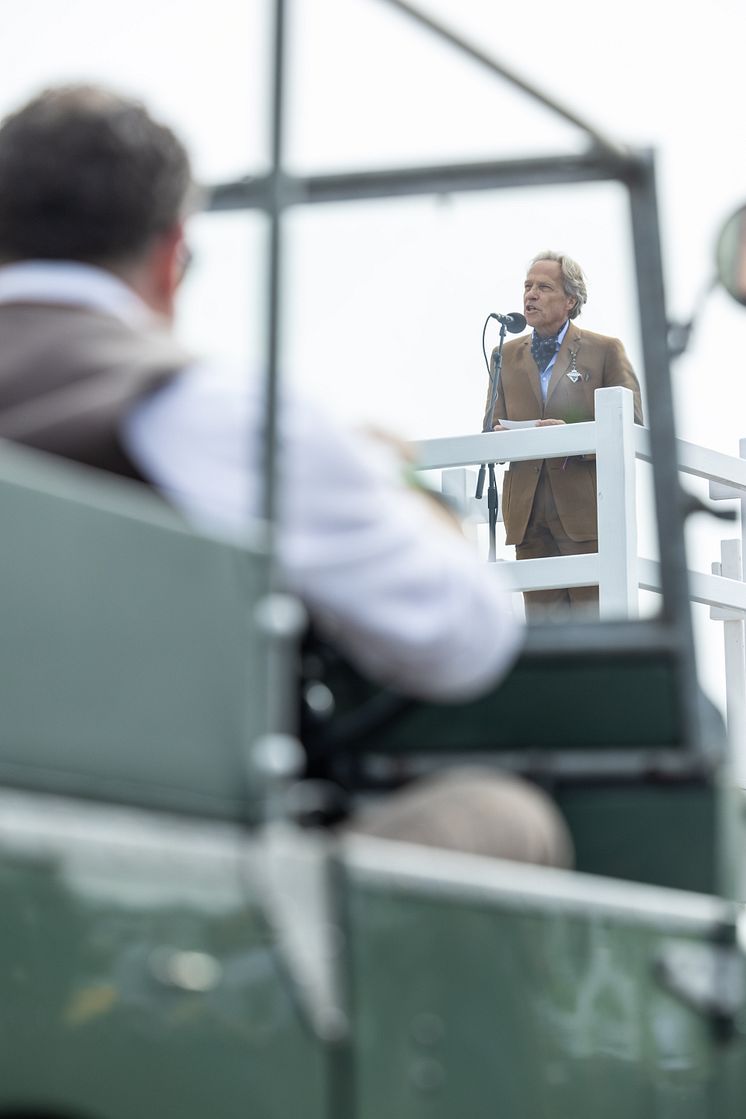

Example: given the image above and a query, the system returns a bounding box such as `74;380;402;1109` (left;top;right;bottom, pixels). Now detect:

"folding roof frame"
205;0;704;755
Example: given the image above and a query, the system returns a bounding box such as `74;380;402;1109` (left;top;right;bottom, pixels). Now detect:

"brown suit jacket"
483;322;643;545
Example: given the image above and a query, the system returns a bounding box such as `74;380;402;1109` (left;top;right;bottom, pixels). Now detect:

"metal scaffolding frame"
209;0;705;756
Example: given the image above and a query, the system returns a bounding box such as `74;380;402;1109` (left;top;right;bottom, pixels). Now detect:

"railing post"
595;387;638;618
712;538;746;786
740;437;746;586
441;467;493;520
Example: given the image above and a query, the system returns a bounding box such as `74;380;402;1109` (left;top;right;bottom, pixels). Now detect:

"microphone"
489;311;527;334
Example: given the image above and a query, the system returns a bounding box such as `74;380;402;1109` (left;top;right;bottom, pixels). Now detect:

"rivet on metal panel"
254;593;307;639
315;1005;349;1044
304;681;336;717
148;948;223;993
251;733;305;781
410;1057;446;1092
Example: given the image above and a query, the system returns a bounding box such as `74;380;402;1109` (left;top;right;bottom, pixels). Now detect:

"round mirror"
716;202;746;306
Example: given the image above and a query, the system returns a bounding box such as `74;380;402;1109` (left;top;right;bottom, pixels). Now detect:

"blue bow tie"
531;332;560;373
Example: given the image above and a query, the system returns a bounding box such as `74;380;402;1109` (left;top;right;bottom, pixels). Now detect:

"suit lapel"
545;323;581;406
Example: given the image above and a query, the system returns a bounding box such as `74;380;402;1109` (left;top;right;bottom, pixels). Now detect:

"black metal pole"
626;150;701;749
379;0;627;159
263;0;287;537
487;464;499;562
484;322;507;432
479;323;507;562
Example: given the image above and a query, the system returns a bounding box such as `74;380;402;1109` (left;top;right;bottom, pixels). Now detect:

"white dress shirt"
0;262;523;701
537;319;570;403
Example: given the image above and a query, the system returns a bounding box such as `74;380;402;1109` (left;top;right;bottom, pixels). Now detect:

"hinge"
655;938;744;1039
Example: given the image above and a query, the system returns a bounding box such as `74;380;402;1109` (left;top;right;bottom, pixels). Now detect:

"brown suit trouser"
515;466;598;620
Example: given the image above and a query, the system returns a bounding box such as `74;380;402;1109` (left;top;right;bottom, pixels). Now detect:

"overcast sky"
1;0;745;713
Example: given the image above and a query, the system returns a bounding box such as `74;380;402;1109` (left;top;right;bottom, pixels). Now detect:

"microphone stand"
476;320;507;562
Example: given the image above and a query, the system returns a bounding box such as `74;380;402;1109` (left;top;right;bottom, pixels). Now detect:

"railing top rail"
416;387;746;496
675;439;746;492
416;422;598;470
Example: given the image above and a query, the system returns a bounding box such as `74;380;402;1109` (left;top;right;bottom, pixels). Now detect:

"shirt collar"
531;319;570;347
0;260;156;328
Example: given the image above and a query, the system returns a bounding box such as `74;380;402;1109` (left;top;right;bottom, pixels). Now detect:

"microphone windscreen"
506;312;527;334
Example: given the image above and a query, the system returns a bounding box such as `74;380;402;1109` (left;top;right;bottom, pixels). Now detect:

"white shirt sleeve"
121;362;524;701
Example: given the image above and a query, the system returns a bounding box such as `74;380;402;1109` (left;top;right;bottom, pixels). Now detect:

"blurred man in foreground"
0;85;571;866
0;83;522;702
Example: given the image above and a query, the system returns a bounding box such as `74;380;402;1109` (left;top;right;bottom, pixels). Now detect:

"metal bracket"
655;938;745;1037
247;821;349;1044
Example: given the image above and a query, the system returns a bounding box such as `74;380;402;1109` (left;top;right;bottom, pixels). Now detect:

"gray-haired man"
483;251;643;618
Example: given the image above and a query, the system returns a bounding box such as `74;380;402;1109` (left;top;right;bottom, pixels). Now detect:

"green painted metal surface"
0;441;271;820
0;444;742;1117
558;783;718;893
305;648;685;756
0;793;329;1119
304;652;728;895
341;840;746;1119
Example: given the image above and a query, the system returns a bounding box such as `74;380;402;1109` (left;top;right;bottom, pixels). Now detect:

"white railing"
413;385;746;745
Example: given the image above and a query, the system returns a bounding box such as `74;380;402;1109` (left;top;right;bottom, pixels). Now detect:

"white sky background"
1;0;745;714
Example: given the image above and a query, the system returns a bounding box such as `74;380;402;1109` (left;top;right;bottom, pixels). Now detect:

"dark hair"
0;84;194;265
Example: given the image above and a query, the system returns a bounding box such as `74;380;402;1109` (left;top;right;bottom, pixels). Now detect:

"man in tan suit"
483;251;643;618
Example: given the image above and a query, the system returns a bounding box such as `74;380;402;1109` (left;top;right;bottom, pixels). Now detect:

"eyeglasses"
177;244;194;284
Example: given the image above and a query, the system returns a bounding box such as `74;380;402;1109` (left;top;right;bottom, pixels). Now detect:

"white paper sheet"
495;419;539;429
